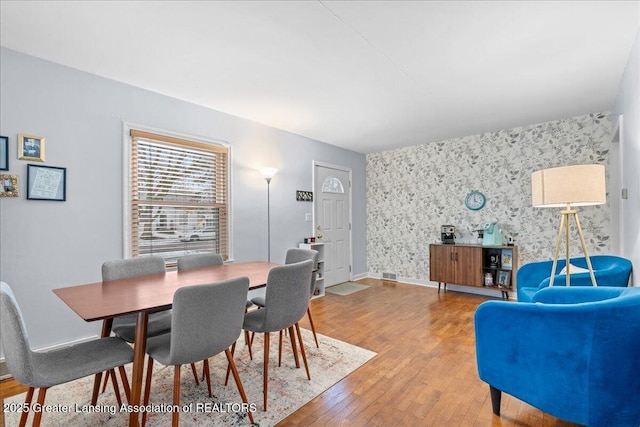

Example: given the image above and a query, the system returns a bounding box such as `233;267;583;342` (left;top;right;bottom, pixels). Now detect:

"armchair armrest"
532;286;626;304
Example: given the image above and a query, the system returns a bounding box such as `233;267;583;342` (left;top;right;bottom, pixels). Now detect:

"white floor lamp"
261;167;278;262
531;164;606;287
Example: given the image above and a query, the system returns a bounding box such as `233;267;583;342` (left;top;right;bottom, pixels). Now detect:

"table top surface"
53;261;278;322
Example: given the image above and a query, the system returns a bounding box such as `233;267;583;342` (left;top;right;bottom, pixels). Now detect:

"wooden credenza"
429;243;518;298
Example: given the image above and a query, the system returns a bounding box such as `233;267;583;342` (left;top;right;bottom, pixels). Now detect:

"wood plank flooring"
282;278;582;427
1;278;583;426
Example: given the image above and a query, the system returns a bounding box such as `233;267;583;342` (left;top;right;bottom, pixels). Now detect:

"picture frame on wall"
0;136;8;170
27;164;66;201
0;174;18;197
18;134;45;162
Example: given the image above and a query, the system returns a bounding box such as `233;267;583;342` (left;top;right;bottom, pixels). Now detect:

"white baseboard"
366;272;514;300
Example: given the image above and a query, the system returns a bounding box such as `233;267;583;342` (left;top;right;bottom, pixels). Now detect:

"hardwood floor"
1;278;582;426
282;278;582;427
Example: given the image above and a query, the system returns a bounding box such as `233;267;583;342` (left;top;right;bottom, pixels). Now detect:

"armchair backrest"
517;255;632;302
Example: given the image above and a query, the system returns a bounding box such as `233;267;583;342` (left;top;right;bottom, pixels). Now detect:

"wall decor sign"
0;136;8;170
296;190;313;201
18;134;45;162
0;174;18;197
27;164;66;201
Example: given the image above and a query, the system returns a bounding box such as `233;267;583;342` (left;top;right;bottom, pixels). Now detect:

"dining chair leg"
109;369;123;406
295;322;311;380
224;348;255;424
18;387;34;427
263;332;270;411
224;341;237;386
172;365;181;427
141;357;155;427
119;365;131;403
307;308;320;348
288;325;301;368
101;371;109;393
190;363;200;385
278;330;284;367
203;358;212;398
244;330;253;360
32;387;48;427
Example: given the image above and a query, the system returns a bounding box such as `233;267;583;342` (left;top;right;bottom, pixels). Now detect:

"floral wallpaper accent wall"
366;112;611;282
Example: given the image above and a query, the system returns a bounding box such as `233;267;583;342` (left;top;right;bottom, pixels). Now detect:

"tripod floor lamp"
531;164;606;287
261;167;278;262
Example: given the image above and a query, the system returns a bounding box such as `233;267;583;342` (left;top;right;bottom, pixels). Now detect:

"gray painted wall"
611;29;640;285
0;47;366;352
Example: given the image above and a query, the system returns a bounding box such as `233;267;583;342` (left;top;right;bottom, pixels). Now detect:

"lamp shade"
531;164;606;208
260;167;278;180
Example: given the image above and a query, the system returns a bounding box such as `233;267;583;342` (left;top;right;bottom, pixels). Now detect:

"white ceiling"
1;1;638;154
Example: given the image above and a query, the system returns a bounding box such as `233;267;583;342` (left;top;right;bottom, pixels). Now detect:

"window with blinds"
129;130;229;264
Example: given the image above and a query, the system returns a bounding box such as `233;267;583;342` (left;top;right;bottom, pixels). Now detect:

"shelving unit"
429;243;518;299
298;242;325;298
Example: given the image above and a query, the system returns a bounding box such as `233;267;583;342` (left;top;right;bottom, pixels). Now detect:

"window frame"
123;123;233;264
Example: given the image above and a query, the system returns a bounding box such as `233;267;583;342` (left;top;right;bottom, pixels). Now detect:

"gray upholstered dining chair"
0;282;134;427
102;256;172;343
242;259;314;411
177;253;254;361
140;277;255;427
96;256;176;397
176;252;223;270
251;248;320;348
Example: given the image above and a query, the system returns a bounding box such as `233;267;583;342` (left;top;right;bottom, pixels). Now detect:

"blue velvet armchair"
475;286;640;427
517;255;632;302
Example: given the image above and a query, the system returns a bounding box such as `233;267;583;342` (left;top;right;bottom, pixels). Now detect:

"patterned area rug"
325;282;370;296
5;329;376;426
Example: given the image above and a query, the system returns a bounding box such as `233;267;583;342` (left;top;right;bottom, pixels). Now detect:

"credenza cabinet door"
429;244;483;287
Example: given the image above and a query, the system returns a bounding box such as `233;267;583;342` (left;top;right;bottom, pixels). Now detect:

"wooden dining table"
53;260;278;427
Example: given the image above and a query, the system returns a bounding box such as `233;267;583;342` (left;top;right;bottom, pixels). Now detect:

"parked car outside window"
179;226;216;242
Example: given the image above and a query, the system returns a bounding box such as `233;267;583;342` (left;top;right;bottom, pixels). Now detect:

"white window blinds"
130;130;229;264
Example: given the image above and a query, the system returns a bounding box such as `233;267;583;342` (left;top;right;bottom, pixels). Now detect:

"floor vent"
382;272;398;281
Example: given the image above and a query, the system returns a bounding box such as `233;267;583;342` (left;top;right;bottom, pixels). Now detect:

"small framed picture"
497;270;511;288
27;164;66;201
501;249;513;270
0;136;8;170
18;134;45;162
0;174;18;197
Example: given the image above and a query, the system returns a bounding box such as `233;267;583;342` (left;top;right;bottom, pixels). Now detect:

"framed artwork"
497;270;511;288
501;249;513;269
27;164;66;201
0;174;18;197
0;136;8;170
18;134;45;162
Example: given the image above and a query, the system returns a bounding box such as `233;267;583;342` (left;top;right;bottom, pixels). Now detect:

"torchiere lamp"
261;167;278;262
531;164;606;287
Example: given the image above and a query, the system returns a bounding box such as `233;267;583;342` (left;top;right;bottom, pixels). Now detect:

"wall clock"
465;190;486;211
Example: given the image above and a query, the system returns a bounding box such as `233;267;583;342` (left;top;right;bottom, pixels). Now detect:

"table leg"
128;311;148;427
91;318;113;405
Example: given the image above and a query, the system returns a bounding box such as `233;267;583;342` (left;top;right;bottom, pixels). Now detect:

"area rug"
325;282;370;296
4;329;376;426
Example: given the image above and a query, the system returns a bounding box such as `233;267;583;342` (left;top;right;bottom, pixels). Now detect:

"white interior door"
314;162;351;286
